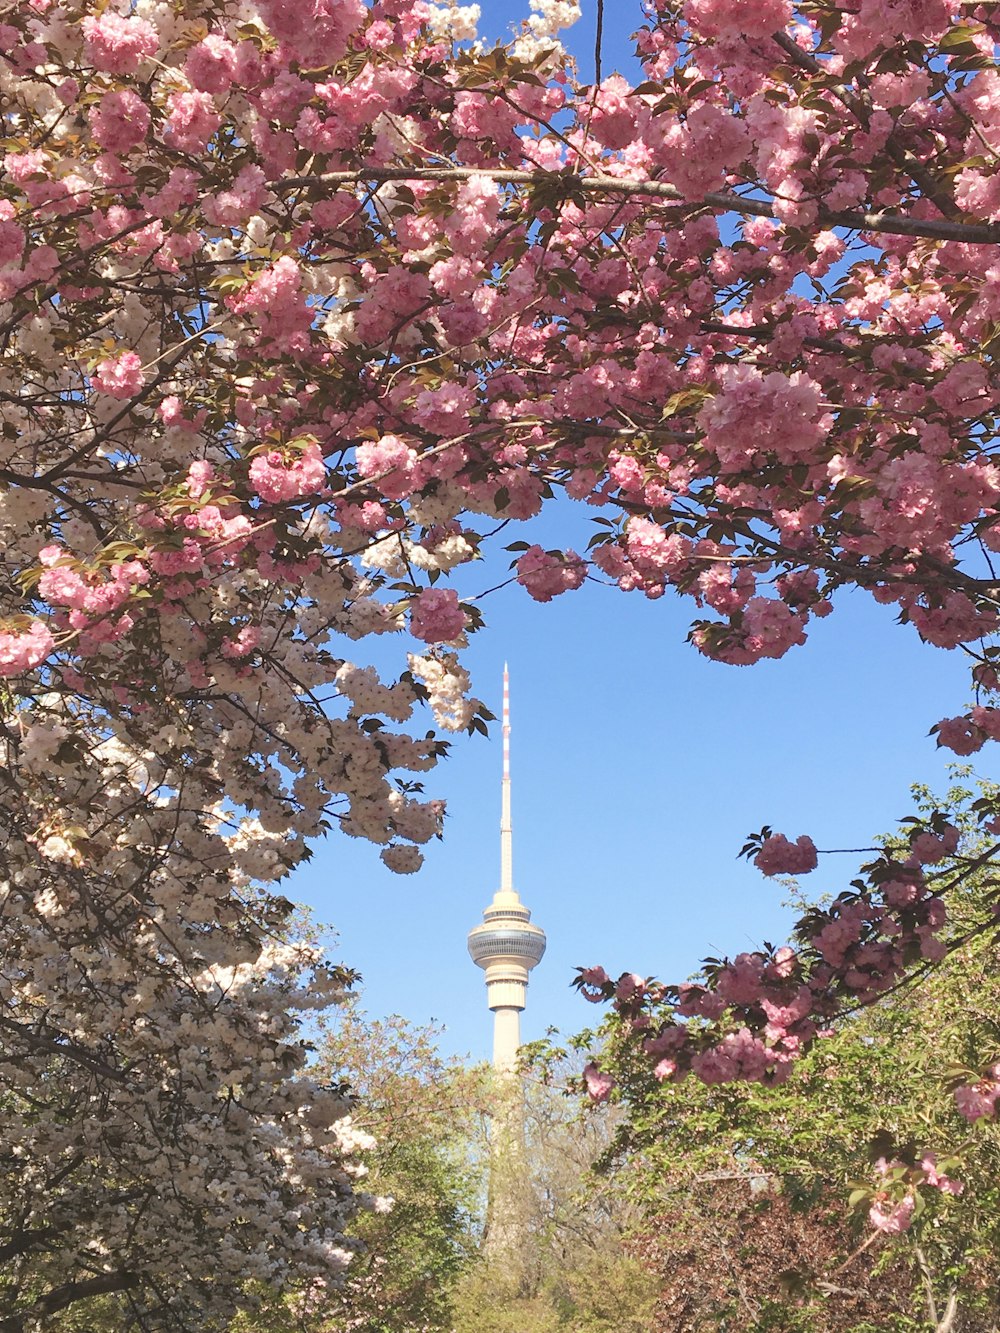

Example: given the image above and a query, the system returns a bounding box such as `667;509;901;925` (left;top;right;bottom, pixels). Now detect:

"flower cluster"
867;1154;963;1234
754;834;819;877
249;443;327;503
515;545;587;602
954;1068;1000;1123
578;816;962;1100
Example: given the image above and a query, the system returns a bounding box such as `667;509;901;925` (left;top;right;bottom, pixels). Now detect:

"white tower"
467;666;546;1072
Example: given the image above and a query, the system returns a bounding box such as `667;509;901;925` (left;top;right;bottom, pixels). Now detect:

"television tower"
467;665;546;1071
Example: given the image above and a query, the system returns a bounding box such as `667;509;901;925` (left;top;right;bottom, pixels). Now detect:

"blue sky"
295;517;987;1064
291;1;995;1063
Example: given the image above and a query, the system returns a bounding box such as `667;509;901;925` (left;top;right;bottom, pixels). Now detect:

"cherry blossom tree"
5;0;1000;1321
582;783;1000;1329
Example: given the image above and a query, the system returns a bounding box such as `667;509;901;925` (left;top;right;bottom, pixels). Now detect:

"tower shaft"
493;1007;521;1072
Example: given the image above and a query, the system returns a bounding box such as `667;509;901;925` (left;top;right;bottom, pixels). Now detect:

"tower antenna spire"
468;665;546;1072
500;661;512;893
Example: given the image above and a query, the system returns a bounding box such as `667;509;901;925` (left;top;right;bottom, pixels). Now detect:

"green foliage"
317;1004;485;1332
451;1065;660;1332
450;1233;659;1333
229;1002;484;1333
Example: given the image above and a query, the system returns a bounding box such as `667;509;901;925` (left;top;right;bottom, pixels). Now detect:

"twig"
594;0;604;85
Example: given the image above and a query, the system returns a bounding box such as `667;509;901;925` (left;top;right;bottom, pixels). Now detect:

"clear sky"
290;1;996;1063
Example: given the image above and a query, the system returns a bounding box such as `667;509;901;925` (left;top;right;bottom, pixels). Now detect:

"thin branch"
0;1014;127;1084
594;0;604;85
274;166;1000;244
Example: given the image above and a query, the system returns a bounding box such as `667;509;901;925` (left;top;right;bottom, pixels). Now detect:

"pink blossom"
677;984;727;1021
89;90;150;155
655;102;750;198
186;460;216;498
700;365;830;471
202;165;267;228
409;589;466;644
412;383;476;435
256;0;367;67
760;986;813;1037
355;434;418;501
624;518;692;580
716;953;765;1006
754;833;818;877
883;878;921;908
955;1080;1000;1123
587;76;640;150
222;626;262;659
445;175;501;255
93;351;145;400
769;946;798;979
699;597;809;665
143;167;199;220
909;591;997;650
184;35;239;94
354;266;433;346
516;546;587;602
971;706;1000;741
615;972;646;1003
38;564;89;609
81;12;158;72
691;1028;772;1085
4;151;47;183
451;90;519;143
643;1026;688;1059
909;825;959;866
163;91;221;154
869;1195;915;1234
249;443;327;503
934;715;984;755
0;621;54;676
578;965;610;997
0;203;24;268
685;0;793;40
920;1153;963;1196
583;1062;615;1103
159;395;186;427
232;256;312;357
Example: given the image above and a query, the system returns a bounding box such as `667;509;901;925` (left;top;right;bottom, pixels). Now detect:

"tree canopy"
580;783;1000;1330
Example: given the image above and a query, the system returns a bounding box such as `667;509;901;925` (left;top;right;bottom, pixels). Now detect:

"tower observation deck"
467;665;546;1071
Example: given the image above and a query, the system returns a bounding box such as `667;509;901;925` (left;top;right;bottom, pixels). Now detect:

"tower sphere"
467;901;547;973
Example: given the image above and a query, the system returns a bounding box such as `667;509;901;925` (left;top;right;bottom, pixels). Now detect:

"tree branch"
0;1271;141;1330
770;31;960;222
274;167;1000;244
915;1244;940;1326
937;1289;960;1333
0;1014;127;1084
